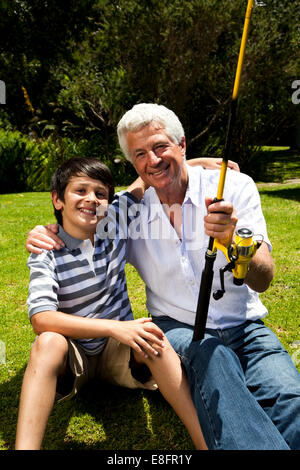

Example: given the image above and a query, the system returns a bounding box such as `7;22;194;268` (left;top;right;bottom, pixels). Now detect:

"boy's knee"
31;332;68;364
132;337;174;365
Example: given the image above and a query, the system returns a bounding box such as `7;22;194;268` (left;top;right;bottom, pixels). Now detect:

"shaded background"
0;0;299;191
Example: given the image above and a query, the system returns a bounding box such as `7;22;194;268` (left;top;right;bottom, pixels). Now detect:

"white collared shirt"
127;164;271;329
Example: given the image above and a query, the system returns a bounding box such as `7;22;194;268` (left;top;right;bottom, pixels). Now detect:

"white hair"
117;103;185;162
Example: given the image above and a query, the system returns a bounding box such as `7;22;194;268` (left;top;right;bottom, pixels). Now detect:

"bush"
0;129;136;194
0;129;79;193
0;129;39;193
27;137;80;192
26;135;137;190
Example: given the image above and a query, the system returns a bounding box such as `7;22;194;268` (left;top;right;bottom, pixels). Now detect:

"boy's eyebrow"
71;179;108;190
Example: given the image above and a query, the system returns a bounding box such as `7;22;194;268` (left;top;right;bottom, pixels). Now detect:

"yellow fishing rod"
193;0;263;341
215;0;254;202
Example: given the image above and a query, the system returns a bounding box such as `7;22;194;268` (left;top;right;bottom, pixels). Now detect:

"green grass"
0;183;299;450
257;183;300;347
253;146;300;183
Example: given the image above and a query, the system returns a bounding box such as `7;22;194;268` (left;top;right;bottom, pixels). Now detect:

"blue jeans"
152;317;300;450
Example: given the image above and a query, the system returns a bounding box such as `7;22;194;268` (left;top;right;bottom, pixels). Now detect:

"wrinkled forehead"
126;120;175;143
127;122;175;151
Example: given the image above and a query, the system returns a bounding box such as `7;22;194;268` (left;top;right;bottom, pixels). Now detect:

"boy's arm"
187;157;240;172
28;254;164;358
31;310;165;358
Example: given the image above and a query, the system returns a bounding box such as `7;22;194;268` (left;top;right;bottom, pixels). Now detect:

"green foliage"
0;128;136;192
53;0;300;171
0;0;97;128
0;129;62;193
0;129;38;193
0;0;299;177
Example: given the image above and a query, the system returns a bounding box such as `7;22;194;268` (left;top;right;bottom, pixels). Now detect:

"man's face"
52;173;109;240
126;123;186;192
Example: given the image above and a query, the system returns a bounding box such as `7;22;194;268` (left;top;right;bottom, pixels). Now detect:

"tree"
55;0;300;171
1;0;299;180
0;0;96;130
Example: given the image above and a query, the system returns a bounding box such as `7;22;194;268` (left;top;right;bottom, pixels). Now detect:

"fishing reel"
213;228;263;300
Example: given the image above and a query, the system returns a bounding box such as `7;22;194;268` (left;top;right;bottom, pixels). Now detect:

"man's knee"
186;337;243;379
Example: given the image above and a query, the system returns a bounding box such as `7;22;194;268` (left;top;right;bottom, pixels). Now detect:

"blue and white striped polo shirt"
27;192;138;355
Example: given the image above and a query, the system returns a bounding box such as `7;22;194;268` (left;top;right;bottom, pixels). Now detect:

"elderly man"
116;103;300;450
26;103;300;450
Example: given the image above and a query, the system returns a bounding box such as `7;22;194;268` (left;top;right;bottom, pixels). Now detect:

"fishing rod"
193;0;264;342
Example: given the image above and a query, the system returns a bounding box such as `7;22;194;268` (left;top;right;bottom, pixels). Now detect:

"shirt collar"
142;188;162;223
184;163;203;207
57;225;84;251
144;163;203;223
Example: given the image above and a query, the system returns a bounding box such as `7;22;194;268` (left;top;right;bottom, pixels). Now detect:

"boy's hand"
25;224;65;254
112;318;165;358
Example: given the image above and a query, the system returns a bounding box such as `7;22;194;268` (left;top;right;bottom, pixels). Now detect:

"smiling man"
116;103;300;450
126;123;188;204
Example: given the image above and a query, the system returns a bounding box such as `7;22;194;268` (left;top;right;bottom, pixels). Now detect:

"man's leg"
153;317;290;450
133;338;208;450
228;321;300;450
15;332;69;450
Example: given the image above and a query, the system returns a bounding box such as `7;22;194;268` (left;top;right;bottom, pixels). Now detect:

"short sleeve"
27;251;59;319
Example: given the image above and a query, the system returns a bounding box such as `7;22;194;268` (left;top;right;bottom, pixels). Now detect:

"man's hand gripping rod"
193;0;262;342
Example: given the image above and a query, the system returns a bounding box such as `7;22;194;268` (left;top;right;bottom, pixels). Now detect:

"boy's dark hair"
51;157;115;226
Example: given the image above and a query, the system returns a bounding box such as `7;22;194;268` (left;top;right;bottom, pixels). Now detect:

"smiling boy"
15;157;207;450
52;174;110;241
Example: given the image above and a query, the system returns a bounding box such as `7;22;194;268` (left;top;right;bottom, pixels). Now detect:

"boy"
15;157;207;450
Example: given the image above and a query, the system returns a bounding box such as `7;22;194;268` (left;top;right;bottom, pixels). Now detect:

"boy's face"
52;173;109;241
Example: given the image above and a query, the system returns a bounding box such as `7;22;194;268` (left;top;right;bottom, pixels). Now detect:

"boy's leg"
15;332;69;450
133;338;208;450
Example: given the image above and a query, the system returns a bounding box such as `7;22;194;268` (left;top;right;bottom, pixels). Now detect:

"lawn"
249;146;300;183
0;180;299;450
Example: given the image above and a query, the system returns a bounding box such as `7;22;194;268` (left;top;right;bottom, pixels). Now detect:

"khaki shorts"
56;337;158;402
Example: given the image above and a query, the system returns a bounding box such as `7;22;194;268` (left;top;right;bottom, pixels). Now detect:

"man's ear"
179;136;186;155
51;190;63;210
